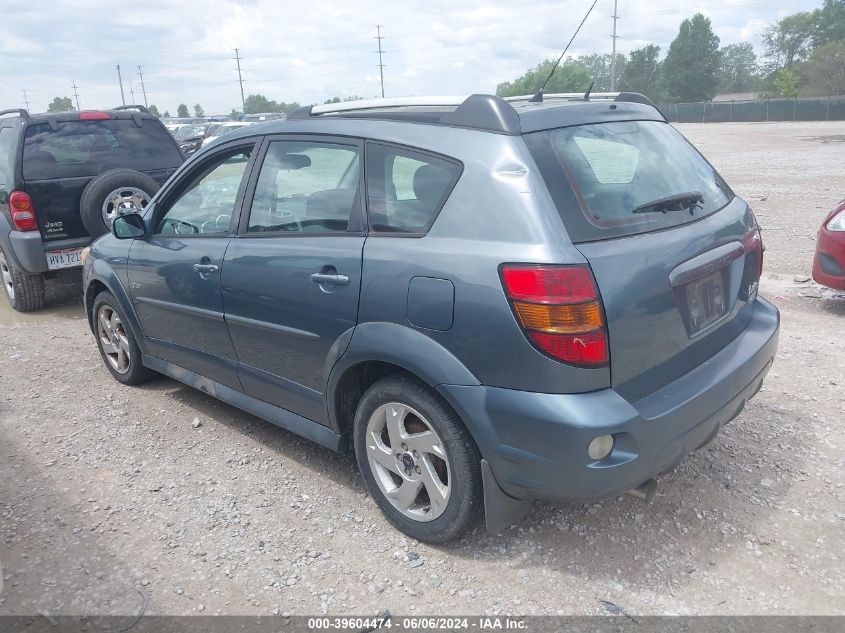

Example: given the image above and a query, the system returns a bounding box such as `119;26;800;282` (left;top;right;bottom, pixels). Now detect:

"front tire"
0;245;45;312
353;374;483;543
92;291;154;385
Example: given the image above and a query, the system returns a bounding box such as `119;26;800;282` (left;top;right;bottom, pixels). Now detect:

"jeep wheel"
353;374;483;543
92;291;154;385
80;169;159;237
0;246;45;312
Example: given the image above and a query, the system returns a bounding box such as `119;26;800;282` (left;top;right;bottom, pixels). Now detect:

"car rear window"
22;119;183;180
524;120;733;242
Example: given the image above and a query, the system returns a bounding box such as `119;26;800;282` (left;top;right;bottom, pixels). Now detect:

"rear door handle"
310;272;349;286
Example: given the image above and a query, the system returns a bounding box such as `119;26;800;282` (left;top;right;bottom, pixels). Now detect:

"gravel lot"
1;122;843;617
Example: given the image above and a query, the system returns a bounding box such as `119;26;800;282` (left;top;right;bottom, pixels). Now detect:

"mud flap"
481;459;530;534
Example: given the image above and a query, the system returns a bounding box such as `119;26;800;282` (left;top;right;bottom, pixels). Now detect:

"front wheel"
92;291;154;385
353;374;483;543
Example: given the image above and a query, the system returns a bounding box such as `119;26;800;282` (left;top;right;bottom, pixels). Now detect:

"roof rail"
311;96;469;115
504;92;621;102
288;94;521;135
504;91;659;109
112;104;150;114
0;108;30;120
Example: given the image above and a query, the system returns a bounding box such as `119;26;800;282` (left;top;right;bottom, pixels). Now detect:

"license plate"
685;271;727;335
46;247;84;270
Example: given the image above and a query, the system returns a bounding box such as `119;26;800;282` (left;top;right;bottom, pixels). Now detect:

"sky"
0;0;815;114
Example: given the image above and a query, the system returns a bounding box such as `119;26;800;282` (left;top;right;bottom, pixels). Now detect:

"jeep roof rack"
286;92;661;135
0;108;30;120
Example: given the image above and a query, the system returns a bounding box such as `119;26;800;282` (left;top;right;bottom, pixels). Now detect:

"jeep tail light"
9;191;38;231
501;264;608;367
79;111;111;120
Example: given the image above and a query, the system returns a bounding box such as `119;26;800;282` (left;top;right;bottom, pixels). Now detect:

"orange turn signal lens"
513;300;603;333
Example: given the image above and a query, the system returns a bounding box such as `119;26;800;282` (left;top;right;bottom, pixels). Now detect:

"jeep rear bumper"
6;230;91;274
438;297;779;504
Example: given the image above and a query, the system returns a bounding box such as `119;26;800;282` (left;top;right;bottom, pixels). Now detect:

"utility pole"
137;65;148;107
22;89;31;111
116;65;126;106
72;81;81;110
233;48;246;112
609;0;619;91
374;25;386;98
129;80;136;103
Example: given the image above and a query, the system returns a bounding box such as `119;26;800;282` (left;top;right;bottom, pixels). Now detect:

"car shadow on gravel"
134;377;363;492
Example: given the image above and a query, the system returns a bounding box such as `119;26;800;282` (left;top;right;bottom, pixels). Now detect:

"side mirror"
112;213;146;239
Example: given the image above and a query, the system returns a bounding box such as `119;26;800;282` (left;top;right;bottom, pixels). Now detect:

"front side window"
247;140;360;234
365;143;461;234
525;120;734;242
156;148;252;235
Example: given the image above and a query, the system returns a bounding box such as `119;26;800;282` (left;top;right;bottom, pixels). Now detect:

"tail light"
501;264;608;367
9;191;38;231
743;226;764;279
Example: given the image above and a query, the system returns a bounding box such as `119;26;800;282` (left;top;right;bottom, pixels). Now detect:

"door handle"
310;272;350;286
193;263;219;274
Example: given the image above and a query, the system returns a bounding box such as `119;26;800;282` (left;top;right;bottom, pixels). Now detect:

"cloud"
0;0;813;113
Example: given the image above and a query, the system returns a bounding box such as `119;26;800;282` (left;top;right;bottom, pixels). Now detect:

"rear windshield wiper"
632;191;704;215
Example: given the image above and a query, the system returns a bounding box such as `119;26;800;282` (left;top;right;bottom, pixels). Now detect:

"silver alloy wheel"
96;305;131;374
365;402;451;522
101;187;151;229
0;250;14;301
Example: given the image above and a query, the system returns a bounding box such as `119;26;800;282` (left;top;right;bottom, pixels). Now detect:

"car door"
222;136;365;424
127;141;259;388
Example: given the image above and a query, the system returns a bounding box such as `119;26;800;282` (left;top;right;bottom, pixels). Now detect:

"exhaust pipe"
626;478;657;504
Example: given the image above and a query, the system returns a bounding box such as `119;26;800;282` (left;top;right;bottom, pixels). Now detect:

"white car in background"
201;121;255;147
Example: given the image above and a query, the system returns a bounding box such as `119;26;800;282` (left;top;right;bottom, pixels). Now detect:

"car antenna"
530;0;600;103
583;80;595;101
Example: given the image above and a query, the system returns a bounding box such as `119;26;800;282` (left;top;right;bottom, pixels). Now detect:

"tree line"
497;0;845;103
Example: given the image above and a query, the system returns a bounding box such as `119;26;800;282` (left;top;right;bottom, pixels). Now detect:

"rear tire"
80;169;159;237
92;291;154;385
353;374;483;543
0;245;45;312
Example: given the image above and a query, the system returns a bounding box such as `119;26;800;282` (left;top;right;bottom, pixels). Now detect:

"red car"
813;199;845;291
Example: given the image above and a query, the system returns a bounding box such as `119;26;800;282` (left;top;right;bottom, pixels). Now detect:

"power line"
610;0;619;91
22;89;31;110
116;65;126;106
72;81;80;110
374;25;386;98
137;65;148;107
233;48;246;111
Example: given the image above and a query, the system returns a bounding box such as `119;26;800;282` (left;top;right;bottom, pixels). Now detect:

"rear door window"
246;140;361;234
524;120;733;242
22;119;183;180
365;143;461;234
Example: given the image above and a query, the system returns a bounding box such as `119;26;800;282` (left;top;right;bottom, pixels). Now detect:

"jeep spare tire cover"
80;169;159;237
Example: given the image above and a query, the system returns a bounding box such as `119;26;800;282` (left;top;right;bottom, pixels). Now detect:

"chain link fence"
659;95;845;123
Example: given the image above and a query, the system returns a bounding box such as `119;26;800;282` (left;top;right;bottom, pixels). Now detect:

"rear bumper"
813;228;845;290
439;297;780;503
8;231;91;274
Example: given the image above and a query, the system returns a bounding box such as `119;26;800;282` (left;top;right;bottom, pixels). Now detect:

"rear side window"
0;127;14;187
22;119;183;180
366;143;461;234
524;120;733;242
